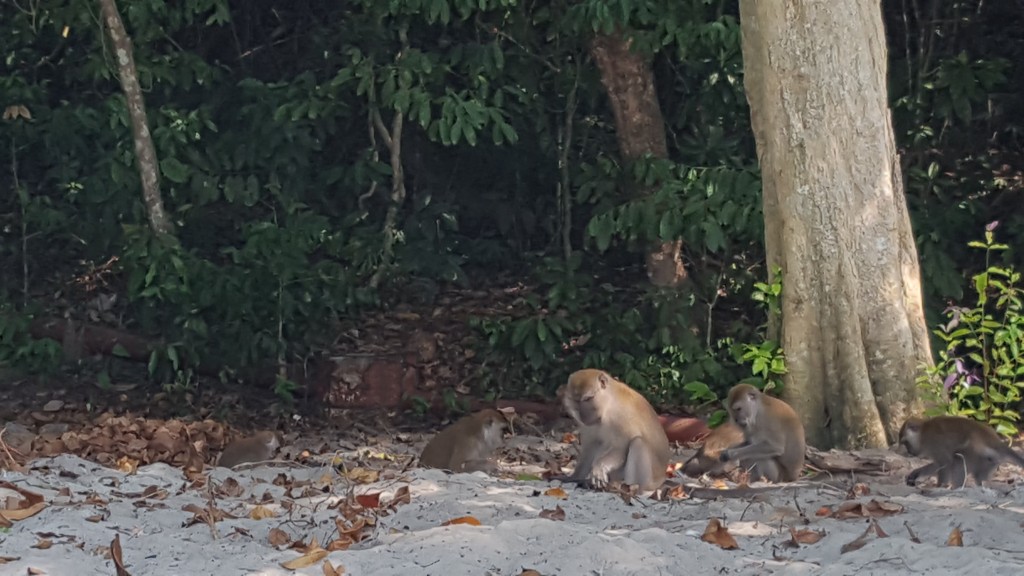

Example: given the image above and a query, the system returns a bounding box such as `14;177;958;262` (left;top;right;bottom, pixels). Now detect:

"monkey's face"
480;416;506;446
729;390;761;429
563;370;608;426
256;431;281;452
897;419;923;455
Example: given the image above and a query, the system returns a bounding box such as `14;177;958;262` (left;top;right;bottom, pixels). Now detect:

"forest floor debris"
2;422;1024;576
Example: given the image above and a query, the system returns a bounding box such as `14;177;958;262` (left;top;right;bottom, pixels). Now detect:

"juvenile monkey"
561;369;670;493
218;430;281;468
419;409;508;473
898;415;1024;488
681;421;745;478
718;383;806;482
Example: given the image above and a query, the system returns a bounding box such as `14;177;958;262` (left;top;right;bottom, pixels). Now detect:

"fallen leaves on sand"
539;505;566;521
520;570;542;576
0;482;47;523
701;518;739;550
947;525;964;546
110;533;132;576
249;505;276;520
355;492;381;508
322;559;346;575
543;487;568;499
826;499;904;519
182;502;237;527
268;528;291;547
840;518;887;554
443;516;482;526
344;467;380;484
781;527;826;549
280;538;329;570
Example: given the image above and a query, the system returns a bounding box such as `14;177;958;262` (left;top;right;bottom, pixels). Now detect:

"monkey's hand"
718;450;732;463
905;471;919;486
586;467;610;489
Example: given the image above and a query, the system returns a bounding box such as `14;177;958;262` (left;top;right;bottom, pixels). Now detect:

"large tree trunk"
98;0;174;237
738;0;933;449
589;31;686;288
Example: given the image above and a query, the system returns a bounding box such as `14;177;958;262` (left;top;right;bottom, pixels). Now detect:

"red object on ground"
658;415;711;444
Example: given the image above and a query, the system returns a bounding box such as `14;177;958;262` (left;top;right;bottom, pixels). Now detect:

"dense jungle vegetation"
2;0;1022;417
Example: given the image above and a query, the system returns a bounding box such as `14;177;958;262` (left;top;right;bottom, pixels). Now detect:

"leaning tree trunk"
589;30;686;288
738;0;932;449
98;0;174;237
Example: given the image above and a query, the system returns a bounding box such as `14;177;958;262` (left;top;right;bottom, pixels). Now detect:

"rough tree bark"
738;0;932;448
98;0;174;236
589;30;686;287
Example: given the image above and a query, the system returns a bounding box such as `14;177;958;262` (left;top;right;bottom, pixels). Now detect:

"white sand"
3;444;1024;575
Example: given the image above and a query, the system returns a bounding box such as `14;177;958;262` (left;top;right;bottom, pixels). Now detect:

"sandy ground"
3;436;1024;576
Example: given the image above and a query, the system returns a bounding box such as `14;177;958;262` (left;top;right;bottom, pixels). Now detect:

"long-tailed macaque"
218;430;281;468
560;369;670;492
898;415;1024;488
419;409;508;473
681;421;745;478
718;383;806;482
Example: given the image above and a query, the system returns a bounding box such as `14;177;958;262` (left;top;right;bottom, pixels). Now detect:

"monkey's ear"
597;372;610;388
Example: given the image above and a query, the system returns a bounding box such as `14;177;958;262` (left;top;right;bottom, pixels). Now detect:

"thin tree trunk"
739;0;932;448
589;30;686;287
98;0;174;237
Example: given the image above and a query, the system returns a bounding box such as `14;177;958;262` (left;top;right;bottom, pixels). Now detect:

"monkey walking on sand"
898;415;1024;488
718;383;806;483
218;430;281;468
558;369;671;493
419;409;509;473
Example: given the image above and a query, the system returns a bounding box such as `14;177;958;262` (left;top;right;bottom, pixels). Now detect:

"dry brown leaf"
814;506;832;517
27;567;46;575
345;467;379;484
355;493;381;508
280;547;329;570
442;516;482;526
325;536;355;552
789;527;825;546
831;499;903;520
116;456;138;474
0;481;47;521
847;483;871;498
560;432;576;444
268;528;291;547
387;485;411;507
701;518;739;550
31;539;52;550
840;519;884;555
323;559;345;576
543;487;568;499
520;571;542;576
0;556;21;564
946;525;964;547
539;505;566;521
111;533;132;576
249;505;276;520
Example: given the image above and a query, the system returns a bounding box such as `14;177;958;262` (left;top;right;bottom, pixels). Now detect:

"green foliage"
917;225;1024;437
0;305;63;375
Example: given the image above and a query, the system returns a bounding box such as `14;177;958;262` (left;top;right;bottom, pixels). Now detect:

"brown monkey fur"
681;421;745;478
419;409;508;473
718;383;806;482
561;369;671;492
218;430;281;468
899;415;1024;488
